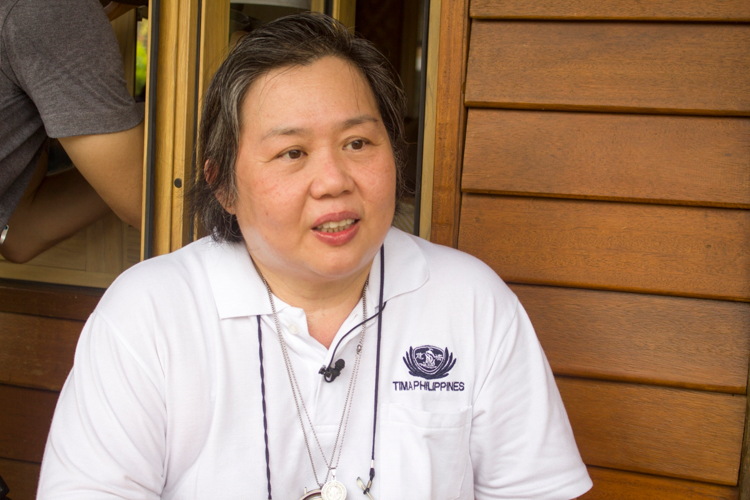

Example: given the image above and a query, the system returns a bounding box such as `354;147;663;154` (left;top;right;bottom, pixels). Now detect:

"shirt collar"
204;227;429;319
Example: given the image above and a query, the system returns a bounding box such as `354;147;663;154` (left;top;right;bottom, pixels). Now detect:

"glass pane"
356;0;428;235
229;1;312;44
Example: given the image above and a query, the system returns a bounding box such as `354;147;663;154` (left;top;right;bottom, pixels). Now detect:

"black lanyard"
256;245;386;499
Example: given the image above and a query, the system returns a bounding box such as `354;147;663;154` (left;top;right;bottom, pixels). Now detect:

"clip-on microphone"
319;358;345;383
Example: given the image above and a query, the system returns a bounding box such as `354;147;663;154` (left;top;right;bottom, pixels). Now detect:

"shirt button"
288;323;299;335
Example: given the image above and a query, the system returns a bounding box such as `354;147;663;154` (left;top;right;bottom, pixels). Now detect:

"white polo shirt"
38;228;592;500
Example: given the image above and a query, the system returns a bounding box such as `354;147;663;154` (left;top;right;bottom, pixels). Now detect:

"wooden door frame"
141;0;201;258
428;0;470;248
417;0;441;241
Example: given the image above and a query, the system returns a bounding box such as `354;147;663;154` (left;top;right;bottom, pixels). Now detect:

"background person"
0;0;145;263
37;13;592;499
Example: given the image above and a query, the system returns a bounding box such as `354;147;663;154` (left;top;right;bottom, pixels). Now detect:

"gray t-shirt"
0;0;143;228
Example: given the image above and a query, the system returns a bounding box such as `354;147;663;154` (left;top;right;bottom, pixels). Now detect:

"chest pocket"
379;402;472;500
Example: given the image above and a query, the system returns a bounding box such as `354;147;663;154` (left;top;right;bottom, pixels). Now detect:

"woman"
38;13;592;500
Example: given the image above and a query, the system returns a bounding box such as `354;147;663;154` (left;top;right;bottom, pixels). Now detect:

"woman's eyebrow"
340;114;379;130
261;115;380;142
262;126;306;141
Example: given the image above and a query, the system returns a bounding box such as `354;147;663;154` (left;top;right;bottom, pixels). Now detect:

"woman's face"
226;56;396;285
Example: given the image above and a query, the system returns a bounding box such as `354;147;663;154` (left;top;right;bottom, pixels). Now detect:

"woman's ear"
205;160;235;214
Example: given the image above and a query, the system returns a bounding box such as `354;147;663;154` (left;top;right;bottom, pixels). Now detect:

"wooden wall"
0;280;101;500
432;0;750;497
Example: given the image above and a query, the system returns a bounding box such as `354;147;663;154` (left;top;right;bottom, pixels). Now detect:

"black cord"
257;244;386;497
319;303;388;383
367;246;386;489
257;316;272;500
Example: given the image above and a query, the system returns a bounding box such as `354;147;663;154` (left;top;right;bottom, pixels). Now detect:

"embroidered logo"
403;345;457;380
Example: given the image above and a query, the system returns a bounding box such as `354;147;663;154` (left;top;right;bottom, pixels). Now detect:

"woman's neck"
253;260;373;349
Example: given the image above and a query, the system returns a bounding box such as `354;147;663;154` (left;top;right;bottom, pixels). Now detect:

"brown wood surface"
0;279;102;321
471;0;750;21
418;0;442;241
582;466;739;500
169;0;200;252
154;0;201;255
0;312;81;392
0;457;41;500
459;195;750;301
465;21;750;115
0;384;58;463
510;284;750;393
146;0;202;256
149;0;177;257
557;377;746;485
740;353;750;500
430;0;470;247
462;110;750;208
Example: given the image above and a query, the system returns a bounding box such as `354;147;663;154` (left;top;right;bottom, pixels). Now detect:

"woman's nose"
309;149;355;199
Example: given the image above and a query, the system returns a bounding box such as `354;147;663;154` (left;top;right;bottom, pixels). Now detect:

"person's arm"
0;122;143;264
37;311;166;499
59;120;144;229
0;0;145;263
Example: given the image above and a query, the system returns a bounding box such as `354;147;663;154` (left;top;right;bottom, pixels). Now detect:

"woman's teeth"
316;219;356;233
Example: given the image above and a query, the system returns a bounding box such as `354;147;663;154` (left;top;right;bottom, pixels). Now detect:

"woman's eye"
349;140;366;150
283;149;303;160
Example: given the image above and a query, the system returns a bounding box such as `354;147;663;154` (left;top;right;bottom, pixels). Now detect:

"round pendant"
298;488;323;500
321;479;347;500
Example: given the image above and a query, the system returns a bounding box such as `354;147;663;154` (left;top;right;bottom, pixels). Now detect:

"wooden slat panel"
0;457;41;500
510;284;750;393
430;0;470;247
0;312;81;392
582;466;739;500
458;195;750;301
471;0;750;21
557;378;746;484
0;279;102;321
0;385;58;463
742;389;750;500
465;21;750;115
462;110;750;208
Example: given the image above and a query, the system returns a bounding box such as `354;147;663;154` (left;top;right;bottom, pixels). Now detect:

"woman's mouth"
314;218;357;233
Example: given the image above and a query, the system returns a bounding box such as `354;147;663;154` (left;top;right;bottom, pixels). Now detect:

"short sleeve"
37;312;166;499
471;302;593;500
2;0;142;138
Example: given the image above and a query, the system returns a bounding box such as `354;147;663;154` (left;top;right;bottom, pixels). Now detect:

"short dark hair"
190;12;407;242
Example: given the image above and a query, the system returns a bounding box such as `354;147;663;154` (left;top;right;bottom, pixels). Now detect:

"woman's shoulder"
95;237;228;317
